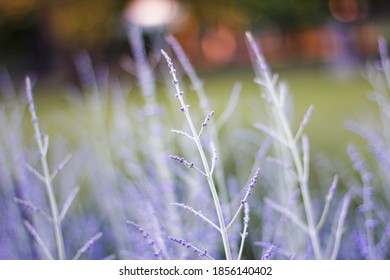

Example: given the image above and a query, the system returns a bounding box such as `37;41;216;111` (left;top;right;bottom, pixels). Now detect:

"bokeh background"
1;0;389;77
0;0;390;151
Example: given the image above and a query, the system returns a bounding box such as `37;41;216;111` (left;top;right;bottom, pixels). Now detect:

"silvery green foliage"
246;32;353;259
345;36;390;259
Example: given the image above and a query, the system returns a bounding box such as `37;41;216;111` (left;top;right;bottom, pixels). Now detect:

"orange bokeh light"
200;26;237;66
329;0;369;22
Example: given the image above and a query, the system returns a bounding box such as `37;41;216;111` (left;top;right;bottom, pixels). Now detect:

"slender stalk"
24;221;54;260
316;175;338;232
227;168;260;230
166;35;236;211
237;203;250;260
128;26;172;186
246;32;322;259
128;26;181;256
25;77;65;260
161;50;232;259
265;198;309;233
331;194;351;260
172;203;220;231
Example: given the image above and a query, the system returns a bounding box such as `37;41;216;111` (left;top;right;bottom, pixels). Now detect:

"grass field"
30;64;372;156
201;66;372;153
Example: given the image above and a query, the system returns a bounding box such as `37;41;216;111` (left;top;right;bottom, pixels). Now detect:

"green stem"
246;32;322;259
26;77;65;260
162;51;232;259
180;98;232;260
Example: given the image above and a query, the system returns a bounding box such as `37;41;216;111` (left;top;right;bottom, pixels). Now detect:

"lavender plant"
125;26;184;245
345;36;390;259
70;51;162;259
166;35;243;219
161;49;260;260
69;38;216;260
245;31;352;259
5;77;103;260
24;77;67;259
2;30;389;260
0;71;40;259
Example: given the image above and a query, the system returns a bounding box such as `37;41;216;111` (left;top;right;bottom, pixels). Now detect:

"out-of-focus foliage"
0;0;38;19
0;0;331;53
180;0;328;29
0;0;127;49
243;0;329;29
0;0;388;76
0;0;388;53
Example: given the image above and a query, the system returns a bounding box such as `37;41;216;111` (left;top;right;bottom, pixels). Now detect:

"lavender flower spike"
168;236;214;260
227;168;260;230
169;155;206;177
199;111;215;137
261;245;275;260
202;111;215;127
127;221;163;259
241;168;261;204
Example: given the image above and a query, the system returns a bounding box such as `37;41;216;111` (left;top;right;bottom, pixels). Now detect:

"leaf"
254;123;288;145
51;154;72;180
24;220;54;260
72;232;103;260
59;187;80;222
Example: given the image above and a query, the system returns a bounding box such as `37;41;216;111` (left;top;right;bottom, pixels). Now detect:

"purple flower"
261;245;274;260
169;155;195;169
168;236;213;259
202;111;215;127
127;221;162;258
180;105;190;112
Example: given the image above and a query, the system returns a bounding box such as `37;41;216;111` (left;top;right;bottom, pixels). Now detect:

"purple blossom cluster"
202;111;215;127
127;221;162;258
168;236;210;259
169;155;195;169
241;168;260;205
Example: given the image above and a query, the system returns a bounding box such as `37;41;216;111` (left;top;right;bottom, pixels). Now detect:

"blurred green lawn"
201;66;373;155
33;65;373;158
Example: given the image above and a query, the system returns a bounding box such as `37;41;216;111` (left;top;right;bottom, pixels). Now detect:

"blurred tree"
1;0;389;51
244;0;329;30
48;0;123;49
0;0;41;73
178;0;249;28
178;0;329;30
0;0;389;76
0;0;38;18
0;0;129;50
0;0;128;76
